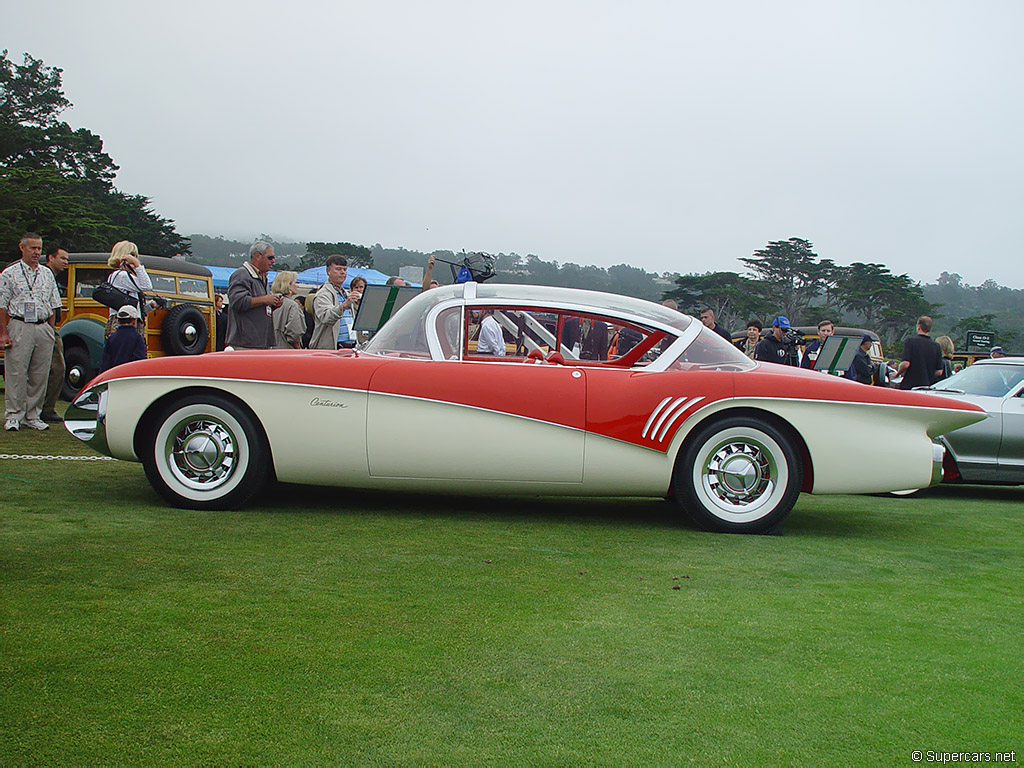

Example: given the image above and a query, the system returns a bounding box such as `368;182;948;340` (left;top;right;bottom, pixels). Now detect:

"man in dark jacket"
225;241;282;349
700;308;732;342
754;316;798;366
849;335;874;384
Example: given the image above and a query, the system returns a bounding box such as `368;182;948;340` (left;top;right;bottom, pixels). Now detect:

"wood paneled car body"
55;254;215;398
67;283;985;533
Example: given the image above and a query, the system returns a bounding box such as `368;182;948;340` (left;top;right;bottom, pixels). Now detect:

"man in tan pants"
0;233;62;431
40;246;69;422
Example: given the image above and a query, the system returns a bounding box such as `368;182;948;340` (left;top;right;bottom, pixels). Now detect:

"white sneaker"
24;419;49;431
4;419;19;431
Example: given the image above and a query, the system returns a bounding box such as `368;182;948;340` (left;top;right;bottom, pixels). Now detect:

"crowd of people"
1;232;1013;433
0;236;440;432
720;311;993;388
218;243;437;353
0;233;154;431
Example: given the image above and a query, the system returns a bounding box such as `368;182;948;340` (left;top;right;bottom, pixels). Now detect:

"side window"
178;277;210;298
504;309;558;357
557;312;669;366
73;268;112;299
465;306;511;359
462;306;672;366
150;274;176;294
558;314;612;361
434;306;463;360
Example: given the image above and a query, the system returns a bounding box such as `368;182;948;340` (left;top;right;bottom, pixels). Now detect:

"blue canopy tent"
207;266;238;293
208;265;401;293
295;265;397;289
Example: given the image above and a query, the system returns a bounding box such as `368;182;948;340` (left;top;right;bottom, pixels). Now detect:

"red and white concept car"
67;283;986;533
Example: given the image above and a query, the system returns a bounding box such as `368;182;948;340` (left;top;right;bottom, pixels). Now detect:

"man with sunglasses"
224;240;283;350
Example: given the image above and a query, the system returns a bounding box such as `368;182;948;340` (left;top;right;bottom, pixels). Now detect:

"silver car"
917;358;1024;486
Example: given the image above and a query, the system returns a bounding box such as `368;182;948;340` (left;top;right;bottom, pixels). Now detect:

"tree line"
0;50;188;256
4;50;1020;354
661;238;1023;354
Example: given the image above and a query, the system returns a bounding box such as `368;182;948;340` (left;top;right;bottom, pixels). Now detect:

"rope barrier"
0;454;119;461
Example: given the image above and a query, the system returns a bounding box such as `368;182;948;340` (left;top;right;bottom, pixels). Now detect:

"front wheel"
673;416;803;534
62;344;95;401
141;394;269;510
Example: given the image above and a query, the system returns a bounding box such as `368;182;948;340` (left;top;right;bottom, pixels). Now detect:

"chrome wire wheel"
145;396;267;509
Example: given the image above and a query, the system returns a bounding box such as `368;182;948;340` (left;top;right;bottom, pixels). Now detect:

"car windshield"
667;326;756;371
934;363;1024;397
363;287;458;358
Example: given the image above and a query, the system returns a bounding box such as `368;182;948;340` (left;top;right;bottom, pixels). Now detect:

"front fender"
60;316;106;365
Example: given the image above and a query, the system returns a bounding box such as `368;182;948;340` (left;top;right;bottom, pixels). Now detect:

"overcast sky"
6;1;1023;288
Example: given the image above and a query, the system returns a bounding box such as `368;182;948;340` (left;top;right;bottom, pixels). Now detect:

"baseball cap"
991;346;1005;355
861;334;873;345
117;304;140;320
773;315;791;329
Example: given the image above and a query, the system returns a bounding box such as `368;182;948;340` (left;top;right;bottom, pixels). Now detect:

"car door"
997;379;1024;476
365;358;586;482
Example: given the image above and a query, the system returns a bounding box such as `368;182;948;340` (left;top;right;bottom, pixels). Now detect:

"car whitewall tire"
674;416;802;534
142;395;268;510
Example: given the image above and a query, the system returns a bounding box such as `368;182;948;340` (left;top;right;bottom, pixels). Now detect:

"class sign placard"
966;330;995;348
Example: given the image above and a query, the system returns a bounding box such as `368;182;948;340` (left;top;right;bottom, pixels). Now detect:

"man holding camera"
755;315;800;366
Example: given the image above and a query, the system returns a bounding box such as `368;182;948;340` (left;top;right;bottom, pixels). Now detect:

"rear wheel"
673;416;803;534
141;394;269;510
887;488;924;498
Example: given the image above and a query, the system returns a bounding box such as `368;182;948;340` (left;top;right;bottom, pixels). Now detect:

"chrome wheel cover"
155;403;250;501
167;417;236;489
67;364;86;387
180;323;198;345
692;427;789;523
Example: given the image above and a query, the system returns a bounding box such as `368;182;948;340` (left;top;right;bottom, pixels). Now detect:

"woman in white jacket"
105;241;152;336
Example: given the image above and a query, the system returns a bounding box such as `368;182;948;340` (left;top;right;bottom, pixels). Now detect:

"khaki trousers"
3;319;56;423
43;333;66;414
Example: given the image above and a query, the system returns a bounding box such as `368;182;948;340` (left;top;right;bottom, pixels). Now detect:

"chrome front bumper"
65;384;112;457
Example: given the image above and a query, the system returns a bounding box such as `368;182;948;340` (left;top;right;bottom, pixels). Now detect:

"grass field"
2;408;1022;765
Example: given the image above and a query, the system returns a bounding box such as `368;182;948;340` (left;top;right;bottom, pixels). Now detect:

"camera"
781;328;805;347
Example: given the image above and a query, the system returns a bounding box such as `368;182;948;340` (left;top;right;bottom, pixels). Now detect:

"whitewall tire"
142;394;269;510
674;416;803;534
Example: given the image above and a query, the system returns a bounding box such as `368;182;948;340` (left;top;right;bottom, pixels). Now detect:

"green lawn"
1;417;1021;765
